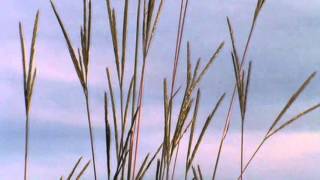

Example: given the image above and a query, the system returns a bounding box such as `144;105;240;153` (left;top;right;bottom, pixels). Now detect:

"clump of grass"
103;0;165;179
14;0;320;179
156;0;226;177
19;10;40;180
50;0;97;179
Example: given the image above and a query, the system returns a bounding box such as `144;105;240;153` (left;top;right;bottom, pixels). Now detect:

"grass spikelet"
267;72;317;135
50;1;85;87
267;103;320;138
193;42;225;87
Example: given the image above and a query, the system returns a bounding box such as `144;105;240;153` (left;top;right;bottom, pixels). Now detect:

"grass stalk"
239;72;319;179
129;1;142;177
132;0;165;178
212;89;235;179
50;1;97;179
84;91;98;180
19;10;40;180
224;1;266;179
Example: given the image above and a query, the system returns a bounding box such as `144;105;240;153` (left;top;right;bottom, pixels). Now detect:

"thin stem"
128;1;141;178
238;138;266;180
24;114;29;180
84;90;97;180
240;118;244;180
132;0;166;176
132;55;147;179
212;87;236;180
171;143;180;180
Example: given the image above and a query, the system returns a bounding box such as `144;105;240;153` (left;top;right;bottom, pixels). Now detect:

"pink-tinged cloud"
1;132;319;179
172;132;320;179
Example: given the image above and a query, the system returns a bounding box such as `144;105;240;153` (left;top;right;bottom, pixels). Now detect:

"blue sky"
0;0;320;179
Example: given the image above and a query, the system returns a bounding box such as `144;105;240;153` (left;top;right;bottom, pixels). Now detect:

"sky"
0;0;320;179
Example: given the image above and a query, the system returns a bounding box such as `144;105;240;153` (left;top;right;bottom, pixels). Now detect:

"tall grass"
50;0;97;179
19;10;40;180
103;0;165;179
225;0;265;177
14;0;320;179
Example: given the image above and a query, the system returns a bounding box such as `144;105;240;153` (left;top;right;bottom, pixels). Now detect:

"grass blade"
187;93;225;171
67;157;83;180
76;160;91;180
267;72;316;135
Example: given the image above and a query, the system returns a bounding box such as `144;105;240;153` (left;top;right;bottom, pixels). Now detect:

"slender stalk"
240;118;244;180
24;115;30;180
50;1;96;178
84;91;97;180
240;138;266;176
128;1;142;178
224;1;266;179
132;54;147;179
212;88;236;180
19;11;39;180
171;143;180;180
132;1;165;178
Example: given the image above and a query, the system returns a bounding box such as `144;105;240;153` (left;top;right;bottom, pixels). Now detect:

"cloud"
156;131;320;179
1;131;319;179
